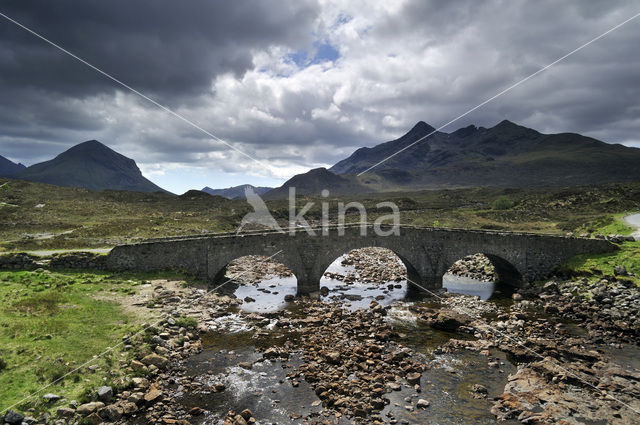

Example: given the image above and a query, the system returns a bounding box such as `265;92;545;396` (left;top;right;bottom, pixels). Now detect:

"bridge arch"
104;225;617;298
210;254;298;311
318;247;414;305
442;252;523;288
210;254;297;287
299;238;427;296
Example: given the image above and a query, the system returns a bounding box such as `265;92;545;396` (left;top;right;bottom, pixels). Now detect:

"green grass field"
2;178;639;252
0;270;156;413
561;241;640;286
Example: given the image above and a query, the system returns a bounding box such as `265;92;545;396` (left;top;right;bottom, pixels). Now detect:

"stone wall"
49;252;108;269
0;253;39;270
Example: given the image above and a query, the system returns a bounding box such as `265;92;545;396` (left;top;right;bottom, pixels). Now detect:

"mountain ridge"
15;140;167;193
267;120;640;198
0;155;26;177
202;184;272;200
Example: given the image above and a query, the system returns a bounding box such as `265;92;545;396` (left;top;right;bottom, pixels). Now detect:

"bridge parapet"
105;225;617;295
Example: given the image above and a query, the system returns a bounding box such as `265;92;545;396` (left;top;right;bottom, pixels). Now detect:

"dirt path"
19;247;113;256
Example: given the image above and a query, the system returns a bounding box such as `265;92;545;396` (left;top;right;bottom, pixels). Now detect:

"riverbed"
124;250;640;425
169;255;520;424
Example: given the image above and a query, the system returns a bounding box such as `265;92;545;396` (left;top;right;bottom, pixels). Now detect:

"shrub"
175;316;198;329
491;196;515;210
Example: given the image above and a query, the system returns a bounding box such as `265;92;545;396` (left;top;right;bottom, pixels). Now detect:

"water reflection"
233;276;297;313
320;254;408;310
443;273;495;300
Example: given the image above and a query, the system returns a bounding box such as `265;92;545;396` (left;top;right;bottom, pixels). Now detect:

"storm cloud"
0;0;639;190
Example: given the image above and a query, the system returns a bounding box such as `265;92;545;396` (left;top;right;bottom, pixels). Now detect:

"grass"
577;212;636;236
0;269;156;413
561;241;640;286
2;179;640;252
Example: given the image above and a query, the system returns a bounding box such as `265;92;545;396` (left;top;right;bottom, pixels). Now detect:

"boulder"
3;410;24;424
141;353;169;369
98;404;123;421
428;310;472;331
97;385;113;402
76;402;104;416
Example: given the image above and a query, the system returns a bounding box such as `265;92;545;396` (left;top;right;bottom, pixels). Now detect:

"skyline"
1;1;639;193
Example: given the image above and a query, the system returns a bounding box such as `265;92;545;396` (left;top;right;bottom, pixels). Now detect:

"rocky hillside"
16;140;167;193
329;120;640;190
262;167;364;199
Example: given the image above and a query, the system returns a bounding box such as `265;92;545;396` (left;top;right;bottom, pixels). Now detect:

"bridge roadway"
104;224;616;295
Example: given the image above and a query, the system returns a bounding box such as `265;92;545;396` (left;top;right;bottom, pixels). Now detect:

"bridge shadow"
440;253;522;300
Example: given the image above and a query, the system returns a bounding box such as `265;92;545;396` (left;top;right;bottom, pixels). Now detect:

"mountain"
262;167;364;199
0;155;26;177
16;140;167;193
202;184;272;200
328;120;640;190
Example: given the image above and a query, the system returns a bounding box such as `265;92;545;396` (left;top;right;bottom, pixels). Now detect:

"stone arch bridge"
105;225;615;296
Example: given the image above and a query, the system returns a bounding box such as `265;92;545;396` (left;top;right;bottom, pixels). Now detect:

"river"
175;254;520;424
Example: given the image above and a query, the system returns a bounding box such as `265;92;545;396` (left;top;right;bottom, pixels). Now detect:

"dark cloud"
0;0;638;181
0;0;318;97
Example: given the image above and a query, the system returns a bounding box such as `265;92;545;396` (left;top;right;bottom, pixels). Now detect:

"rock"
141;353;169;369
188;406;203;416
98;404;123;421
323;351;341;364
144;384;162;402
240;409;253;420
406;372;421;385
244;296;256;303
542;281;559;294
614;265;627;276
121;402;138;415
56;407;75;418
512;293;523;301
428;310;471;331
472;383;488;394
84;413;103;425
132;377;150;389
130;359;146;371
43;393;61;402
76;402;105;416
284;294;295;302
3;410;24;424
97;385;113;402
262;347;282;359
233;415;247;425
416;399;430;409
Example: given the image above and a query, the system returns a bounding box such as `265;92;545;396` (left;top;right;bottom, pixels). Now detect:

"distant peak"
491;120;540;136
63;140;111;153
76;139;106;147
410;121;436;134
494;119;519;129
452;124;478;137
307;167;332;174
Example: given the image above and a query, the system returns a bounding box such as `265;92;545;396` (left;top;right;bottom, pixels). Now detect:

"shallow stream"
172;255;524;424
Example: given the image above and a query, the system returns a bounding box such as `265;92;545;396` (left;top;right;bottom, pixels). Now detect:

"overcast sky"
0;1;639;193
